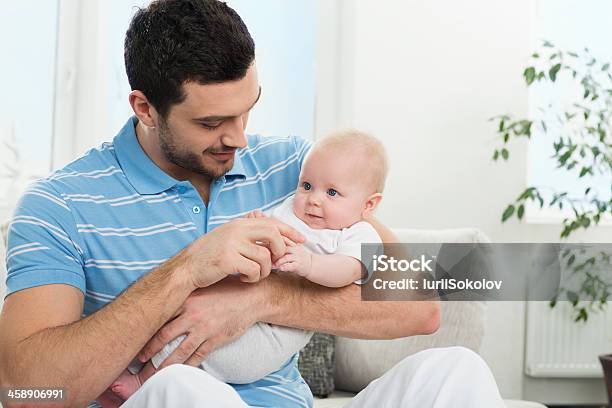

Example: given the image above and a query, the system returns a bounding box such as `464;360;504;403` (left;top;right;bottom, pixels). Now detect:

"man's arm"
0;217;304;407
138;218;439;368
0;252;194;407
262;273;440;339
273;217;438;337
269;217;440;338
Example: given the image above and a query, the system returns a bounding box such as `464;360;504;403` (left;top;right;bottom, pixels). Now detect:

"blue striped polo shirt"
5;116;313;407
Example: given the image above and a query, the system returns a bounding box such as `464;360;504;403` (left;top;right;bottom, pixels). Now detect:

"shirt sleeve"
292;136;312;170
4;180;86;300
336;222;383;284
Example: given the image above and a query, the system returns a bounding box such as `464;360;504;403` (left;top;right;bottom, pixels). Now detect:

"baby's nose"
308;194;321;206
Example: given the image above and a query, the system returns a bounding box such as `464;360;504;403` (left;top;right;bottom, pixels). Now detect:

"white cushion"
313;393;547;408
334;228;490;393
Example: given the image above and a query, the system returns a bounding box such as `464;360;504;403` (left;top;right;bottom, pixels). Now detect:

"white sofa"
311;228;546;408
0;225;545;407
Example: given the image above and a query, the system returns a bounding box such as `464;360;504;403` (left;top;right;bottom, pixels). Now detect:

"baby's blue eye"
302;182;311;190
327;188;337;197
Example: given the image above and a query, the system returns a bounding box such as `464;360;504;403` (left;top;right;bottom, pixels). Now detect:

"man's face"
155;64;261;179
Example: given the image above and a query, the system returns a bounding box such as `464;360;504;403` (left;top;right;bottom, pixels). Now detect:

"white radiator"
525;301;612;378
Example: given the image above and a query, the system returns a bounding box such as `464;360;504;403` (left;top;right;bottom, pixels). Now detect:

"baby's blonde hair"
311;129;388;193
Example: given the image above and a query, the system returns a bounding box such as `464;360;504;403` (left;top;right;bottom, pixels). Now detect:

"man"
0;1;503;407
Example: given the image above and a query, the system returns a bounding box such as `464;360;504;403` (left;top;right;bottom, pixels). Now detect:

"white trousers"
120;346;505;408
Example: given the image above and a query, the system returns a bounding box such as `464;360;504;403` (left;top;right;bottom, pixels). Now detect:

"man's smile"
209;149;237;161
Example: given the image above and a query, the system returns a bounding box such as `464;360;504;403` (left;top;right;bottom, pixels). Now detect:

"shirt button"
192;206;201;214
177;186;186;194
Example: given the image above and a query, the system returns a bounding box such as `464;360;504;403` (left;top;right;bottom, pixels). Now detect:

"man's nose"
222;116;248;149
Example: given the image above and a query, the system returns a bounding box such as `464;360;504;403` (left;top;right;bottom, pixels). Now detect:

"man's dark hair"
124;0;255;118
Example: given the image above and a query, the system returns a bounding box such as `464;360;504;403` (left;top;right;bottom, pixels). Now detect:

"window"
0;1;59;208
528;0;612;222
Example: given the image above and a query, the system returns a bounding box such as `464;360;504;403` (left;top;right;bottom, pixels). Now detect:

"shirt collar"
225;151;246;179
113;116;246;195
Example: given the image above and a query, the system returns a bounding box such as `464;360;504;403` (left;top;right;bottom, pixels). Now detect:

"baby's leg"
96;385;125;408
98;336;196;406
149;327;312;384
110;361;158;401
203;323;313;383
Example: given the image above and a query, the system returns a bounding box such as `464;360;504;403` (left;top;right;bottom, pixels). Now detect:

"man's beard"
157;119;233;179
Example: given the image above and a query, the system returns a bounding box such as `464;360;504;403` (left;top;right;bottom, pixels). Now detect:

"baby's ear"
363;193;383;217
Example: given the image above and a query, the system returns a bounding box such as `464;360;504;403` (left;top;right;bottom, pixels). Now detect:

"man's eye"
201;122;222;130
302;182;311;190
327;188;338;197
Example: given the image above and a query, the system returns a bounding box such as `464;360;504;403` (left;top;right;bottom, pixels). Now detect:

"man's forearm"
262;218;440;339
3;251;195;406
262;273;440;339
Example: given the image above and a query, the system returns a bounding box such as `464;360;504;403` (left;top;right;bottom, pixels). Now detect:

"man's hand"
185;217;304;288
137;276;266;368
273;244;313;278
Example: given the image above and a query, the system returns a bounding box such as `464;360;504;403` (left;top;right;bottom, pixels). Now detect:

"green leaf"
575;308;588;322
501;148;509;160
502;205;515;222
523;67;536;85
566;290;579;305
531;53;540;59
518;187;536;201
517;204;525;220
543;40;554;47
549;63;562;82
603;63;610;71
492;150;499;161
579;167;591;178
567;254;576;267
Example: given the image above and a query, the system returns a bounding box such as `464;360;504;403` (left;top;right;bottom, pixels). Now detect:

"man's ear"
129;90;158;128
362;193;383;218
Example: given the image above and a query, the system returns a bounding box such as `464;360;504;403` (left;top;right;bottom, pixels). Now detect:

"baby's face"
293;147;373;229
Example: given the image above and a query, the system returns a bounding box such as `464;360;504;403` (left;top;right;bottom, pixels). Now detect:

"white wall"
331;0;611;403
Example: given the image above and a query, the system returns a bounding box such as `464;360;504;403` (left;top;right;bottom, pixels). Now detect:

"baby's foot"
110;369;142;401
96;387;125;408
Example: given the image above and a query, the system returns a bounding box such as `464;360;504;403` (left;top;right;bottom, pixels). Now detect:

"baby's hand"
273;244;313;278
245;209;266;219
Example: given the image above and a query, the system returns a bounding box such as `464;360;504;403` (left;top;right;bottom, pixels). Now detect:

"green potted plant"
490;40;612;404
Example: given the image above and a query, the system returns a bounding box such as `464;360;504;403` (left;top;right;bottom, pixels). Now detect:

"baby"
98;129;387;407
265;129;387;286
